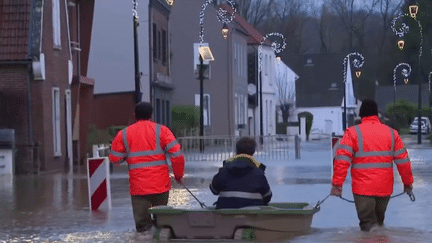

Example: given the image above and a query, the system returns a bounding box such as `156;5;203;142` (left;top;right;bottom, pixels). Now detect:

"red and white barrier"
87;157;112;211
331;136;342;177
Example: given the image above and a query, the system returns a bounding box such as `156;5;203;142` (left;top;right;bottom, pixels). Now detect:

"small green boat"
150;202;320;242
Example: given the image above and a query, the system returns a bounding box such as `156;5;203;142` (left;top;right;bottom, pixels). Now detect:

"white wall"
296;106;344;136
88;0;150;101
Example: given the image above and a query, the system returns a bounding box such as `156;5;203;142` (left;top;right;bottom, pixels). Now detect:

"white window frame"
52;0;61;48
265;55;268;75
52;87;61;156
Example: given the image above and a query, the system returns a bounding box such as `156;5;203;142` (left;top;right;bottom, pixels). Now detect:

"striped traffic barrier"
87;157;112;211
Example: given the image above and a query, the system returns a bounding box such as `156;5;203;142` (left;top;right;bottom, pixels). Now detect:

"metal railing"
91;135;296;162
178;135;293;161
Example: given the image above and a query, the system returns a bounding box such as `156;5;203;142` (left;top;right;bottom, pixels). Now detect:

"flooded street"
1;135;432;242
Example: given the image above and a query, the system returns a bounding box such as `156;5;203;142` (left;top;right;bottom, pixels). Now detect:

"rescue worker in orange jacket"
109;102;185;232
330;99;414;232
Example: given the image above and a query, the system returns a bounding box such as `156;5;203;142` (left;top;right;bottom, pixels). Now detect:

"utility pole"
199;55;204;152
133;0;141;104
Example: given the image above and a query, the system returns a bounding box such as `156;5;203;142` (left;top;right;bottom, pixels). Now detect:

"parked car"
413;117;431;132
410;119;430;134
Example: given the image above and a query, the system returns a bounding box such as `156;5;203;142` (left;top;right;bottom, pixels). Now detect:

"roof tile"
0;0;31;61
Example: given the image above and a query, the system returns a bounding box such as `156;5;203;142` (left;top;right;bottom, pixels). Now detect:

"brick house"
0;0;95;174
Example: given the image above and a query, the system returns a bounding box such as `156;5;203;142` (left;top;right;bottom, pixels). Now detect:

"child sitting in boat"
209;137;272;209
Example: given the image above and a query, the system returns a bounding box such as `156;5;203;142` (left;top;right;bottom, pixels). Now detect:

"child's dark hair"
236;137;256;156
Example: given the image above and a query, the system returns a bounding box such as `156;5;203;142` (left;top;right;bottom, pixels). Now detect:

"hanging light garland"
393;63;412;89
199;0;236;45
343;52;364;83
258;32;287;72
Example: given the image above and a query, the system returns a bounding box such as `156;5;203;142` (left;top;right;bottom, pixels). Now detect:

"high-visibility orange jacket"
332;116;413;196
109;120;185;196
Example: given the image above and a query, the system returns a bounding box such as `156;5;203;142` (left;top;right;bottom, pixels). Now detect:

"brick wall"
0;64;34;174
90;92;135;130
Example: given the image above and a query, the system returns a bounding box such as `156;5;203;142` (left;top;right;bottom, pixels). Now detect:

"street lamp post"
392;5;423;144
133;0;141;104
198;0;236;151
258;33;286;144
393;63;412;104
342;52;364;131
429;71;432;121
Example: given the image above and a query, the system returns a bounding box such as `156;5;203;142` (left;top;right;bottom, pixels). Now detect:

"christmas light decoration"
342;52;364;131
343;52;364;83
391;14;423;57
199;0;236;44
258;32;287;71
393;63;412;104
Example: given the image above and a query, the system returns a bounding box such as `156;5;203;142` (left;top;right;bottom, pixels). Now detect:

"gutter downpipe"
27;0;36;174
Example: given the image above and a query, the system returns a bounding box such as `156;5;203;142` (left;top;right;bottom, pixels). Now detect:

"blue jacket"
209;154;272;209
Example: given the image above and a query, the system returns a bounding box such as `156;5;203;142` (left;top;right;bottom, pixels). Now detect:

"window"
239;45;242;76
162;29;167;66
234;94;238;125
161;99;165;125
158;30;161;59
156;98;161;123
234;44;238;76
265;55;268;75
52;88;61;156
153;23;157;59
195;94;211;126
265;100;269;134
240;94;245;125
165;100;170;126
270;100;273;131
52;0;61;48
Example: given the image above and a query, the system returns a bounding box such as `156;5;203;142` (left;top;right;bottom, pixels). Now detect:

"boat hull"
150;202;319;241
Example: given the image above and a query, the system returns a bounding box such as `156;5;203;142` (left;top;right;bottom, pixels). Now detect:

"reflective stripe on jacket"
109;120;185;195
332;116;413;196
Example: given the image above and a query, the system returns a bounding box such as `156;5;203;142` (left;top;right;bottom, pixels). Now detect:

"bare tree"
378;0;403;55
275;67;296;123
312;3;336;53
330;0;380;49
233;0;276;27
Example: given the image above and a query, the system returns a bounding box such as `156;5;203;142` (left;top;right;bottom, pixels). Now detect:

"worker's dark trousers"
353;194;390;232
131;191;169;232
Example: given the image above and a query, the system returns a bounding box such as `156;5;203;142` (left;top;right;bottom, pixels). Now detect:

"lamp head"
409;4;418;19
355;70;362;78
398;40;405;50
221;24;229;39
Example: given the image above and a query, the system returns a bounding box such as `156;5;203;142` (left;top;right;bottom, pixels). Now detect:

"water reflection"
1;139;432;242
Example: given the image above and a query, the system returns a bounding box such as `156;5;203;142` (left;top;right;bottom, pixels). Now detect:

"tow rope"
178;180;208;208
315;191;415;209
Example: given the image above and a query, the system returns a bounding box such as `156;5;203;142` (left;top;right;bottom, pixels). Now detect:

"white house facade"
274;59;299;123
256;45;277;136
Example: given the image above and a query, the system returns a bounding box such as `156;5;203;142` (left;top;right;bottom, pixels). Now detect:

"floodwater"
1;135;432;242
